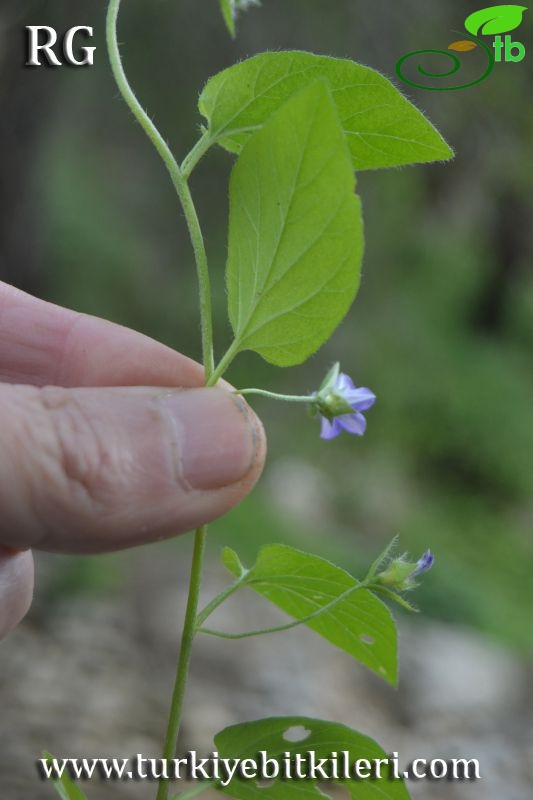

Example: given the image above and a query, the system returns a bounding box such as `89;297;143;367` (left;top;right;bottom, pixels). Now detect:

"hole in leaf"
317;781;350;799
333;787;351;800
360;634;375;645
283;725;311;743
256;779;275;789
379;666;387;676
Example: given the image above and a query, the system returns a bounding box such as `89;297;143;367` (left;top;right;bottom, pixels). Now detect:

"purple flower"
411;550;435;579
315;365;376;441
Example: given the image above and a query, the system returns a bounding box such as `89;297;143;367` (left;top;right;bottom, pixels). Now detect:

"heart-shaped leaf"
465;4;527;36
226;80;363;367
199;51;453;171
215;717;411;799
222;544;398;685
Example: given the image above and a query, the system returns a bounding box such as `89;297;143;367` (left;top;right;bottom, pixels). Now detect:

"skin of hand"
0;282;266;638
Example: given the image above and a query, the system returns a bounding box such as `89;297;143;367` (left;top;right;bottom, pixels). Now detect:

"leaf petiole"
181;130;214;179
196;581;368;640
208;339;241;386
195;572;249;629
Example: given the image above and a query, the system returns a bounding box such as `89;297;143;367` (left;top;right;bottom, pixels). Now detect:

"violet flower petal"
337;373;356;393
346;387;376;412
320;416;342;440
412;550;435;578
338;411;367;436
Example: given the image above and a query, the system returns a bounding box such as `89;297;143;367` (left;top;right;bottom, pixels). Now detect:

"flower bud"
376;550;434;592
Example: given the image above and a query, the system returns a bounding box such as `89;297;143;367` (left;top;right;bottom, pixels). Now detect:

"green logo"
396;4;527;90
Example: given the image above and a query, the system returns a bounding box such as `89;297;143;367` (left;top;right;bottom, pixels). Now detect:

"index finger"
0;281;204;388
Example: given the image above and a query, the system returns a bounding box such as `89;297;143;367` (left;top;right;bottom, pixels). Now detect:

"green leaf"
199;51;453;170
226;80;363;367
465;5;527;36
222;546;247;577
215;717;411;799
219;0;261;37
219;0;236;37
42;753;88;800
223;544;398;685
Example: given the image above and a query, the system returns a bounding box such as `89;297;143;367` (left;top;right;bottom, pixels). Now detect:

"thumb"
0;385;265;554
0;548;34;638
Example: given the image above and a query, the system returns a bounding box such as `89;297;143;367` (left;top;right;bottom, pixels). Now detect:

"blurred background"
0;0;532;798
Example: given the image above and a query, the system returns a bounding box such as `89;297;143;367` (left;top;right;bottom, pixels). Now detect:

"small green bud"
376;558;418;591
375;550;434;592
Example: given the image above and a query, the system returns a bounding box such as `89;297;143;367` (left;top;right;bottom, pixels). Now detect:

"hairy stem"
106;0;214;377
156;527;208;800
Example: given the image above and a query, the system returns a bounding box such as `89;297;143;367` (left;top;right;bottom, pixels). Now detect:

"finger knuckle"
38;387;115;511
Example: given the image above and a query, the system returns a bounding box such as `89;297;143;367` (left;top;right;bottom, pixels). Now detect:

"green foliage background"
1;0;532;651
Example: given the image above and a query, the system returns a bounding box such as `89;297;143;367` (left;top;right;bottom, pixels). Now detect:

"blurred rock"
265;457;333;526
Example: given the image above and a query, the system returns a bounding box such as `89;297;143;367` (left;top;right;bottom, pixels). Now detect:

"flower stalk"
238;363;376;441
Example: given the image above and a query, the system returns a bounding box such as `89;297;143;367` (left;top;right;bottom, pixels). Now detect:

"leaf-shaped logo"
465;5;527;36
449;40;478;50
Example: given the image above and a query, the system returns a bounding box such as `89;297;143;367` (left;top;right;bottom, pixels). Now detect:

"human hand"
0;282;266;638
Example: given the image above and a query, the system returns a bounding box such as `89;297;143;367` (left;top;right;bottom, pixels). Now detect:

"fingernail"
160;389;259;490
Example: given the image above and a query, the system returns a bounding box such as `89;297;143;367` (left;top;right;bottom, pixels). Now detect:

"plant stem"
156;526;207;800
106;0;214;377
105;6;219;800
